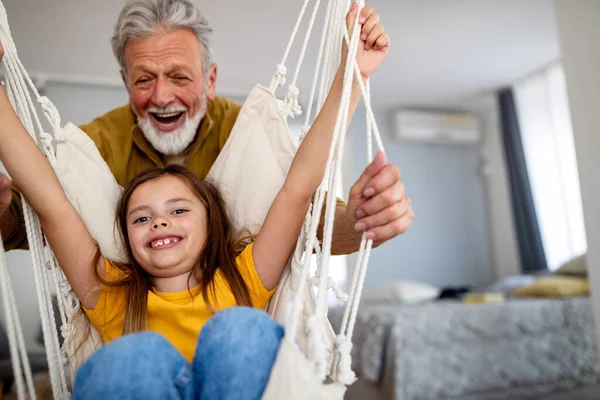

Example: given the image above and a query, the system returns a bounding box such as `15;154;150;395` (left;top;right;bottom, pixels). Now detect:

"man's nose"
150;77;175;109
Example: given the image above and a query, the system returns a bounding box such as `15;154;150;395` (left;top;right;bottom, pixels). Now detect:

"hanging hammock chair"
0;0;384;398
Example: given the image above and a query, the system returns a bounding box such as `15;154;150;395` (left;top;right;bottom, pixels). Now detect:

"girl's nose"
152;222;168;230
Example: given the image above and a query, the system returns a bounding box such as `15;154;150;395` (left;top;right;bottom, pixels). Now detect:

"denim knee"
193;307;284;400
73;332;190;400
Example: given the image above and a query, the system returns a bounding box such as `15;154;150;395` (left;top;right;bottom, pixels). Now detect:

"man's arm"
0;174;15;240
324;205;361;255
0;175;28;251
323;151;414;255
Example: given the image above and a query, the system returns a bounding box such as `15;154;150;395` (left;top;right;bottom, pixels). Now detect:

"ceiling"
2;0;560;107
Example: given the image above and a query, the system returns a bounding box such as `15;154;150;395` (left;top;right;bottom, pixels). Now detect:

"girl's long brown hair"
92;165;252;334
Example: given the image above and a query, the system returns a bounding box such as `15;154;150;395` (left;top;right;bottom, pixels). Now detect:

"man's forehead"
123;29;203;69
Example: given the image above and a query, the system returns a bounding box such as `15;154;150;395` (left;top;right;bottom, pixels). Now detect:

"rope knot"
38;96;66;142
38;96;60;125
269;63;287;92
310;273;348;303
60;323;71;340
282;84;302;118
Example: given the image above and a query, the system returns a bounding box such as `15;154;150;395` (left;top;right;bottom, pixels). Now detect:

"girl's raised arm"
252;4;390;290
0;44;103;309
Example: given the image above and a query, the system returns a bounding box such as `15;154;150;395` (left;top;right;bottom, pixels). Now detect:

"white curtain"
513;64;587;271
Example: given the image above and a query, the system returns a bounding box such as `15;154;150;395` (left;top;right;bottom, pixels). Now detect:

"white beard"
136;100;207;156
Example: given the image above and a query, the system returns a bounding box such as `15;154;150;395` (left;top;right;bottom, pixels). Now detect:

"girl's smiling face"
126;175;208;285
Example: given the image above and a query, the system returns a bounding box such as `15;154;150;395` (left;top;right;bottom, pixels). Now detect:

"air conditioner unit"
394;109;480;145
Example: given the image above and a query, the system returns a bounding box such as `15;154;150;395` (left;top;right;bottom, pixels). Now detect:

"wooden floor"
1;371;52;400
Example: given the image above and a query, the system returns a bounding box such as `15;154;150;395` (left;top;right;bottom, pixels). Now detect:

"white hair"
112;0;214;74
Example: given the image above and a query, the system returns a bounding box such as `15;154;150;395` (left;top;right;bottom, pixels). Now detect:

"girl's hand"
344;2;390;80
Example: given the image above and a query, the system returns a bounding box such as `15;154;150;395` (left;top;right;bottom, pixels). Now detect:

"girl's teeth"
152;237;179;247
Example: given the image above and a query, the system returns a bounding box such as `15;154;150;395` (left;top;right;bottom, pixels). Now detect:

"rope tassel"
334;335;356;385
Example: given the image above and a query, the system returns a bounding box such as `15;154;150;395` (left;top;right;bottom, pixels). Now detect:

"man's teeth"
153;111;182;118
151;237;180;248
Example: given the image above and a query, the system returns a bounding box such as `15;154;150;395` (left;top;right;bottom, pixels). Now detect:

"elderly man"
0;0;413;255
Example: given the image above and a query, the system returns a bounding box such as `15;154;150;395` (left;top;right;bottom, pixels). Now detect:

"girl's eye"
173;209;188;215
134;216;150;224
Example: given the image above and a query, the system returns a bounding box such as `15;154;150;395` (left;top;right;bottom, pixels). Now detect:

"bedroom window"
513;64;587;271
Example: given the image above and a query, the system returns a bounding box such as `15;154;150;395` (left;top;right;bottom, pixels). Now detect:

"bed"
328;297;600;400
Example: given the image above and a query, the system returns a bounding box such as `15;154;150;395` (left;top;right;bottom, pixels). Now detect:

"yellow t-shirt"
83;243;274;361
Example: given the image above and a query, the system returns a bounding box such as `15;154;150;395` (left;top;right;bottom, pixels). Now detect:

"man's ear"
120;70;130;93
206;63;218;101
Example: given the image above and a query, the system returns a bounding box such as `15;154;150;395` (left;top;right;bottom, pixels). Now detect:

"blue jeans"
73;307;284;400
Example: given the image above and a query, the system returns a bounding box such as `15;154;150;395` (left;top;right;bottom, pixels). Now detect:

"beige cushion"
513;276;589;298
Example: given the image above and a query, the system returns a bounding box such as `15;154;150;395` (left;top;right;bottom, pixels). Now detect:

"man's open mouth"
150;111;185;126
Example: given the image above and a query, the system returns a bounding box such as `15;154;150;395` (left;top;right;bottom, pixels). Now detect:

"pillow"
555;253;587;277
481;275;536;297
361;281;440;304
512;276;589;298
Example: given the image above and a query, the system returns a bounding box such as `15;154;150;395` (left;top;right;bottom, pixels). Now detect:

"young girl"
0;4;389;399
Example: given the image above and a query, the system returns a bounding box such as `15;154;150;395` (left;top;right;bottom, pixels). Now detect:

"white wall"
554;0;600;358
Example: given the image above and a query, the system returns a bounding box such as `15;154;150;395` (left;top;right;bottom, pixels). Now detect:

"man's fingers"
354;195;411;232
348;150;387;200
362;206;414;242
364;163;401;198
356;181;406;219
0;174;11;190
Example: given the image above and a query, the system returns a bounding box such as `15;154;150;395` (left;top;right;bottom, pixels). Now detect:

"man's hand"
345;151;413;247
344;2;390;80
0;174;11;215
0;173;16;240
